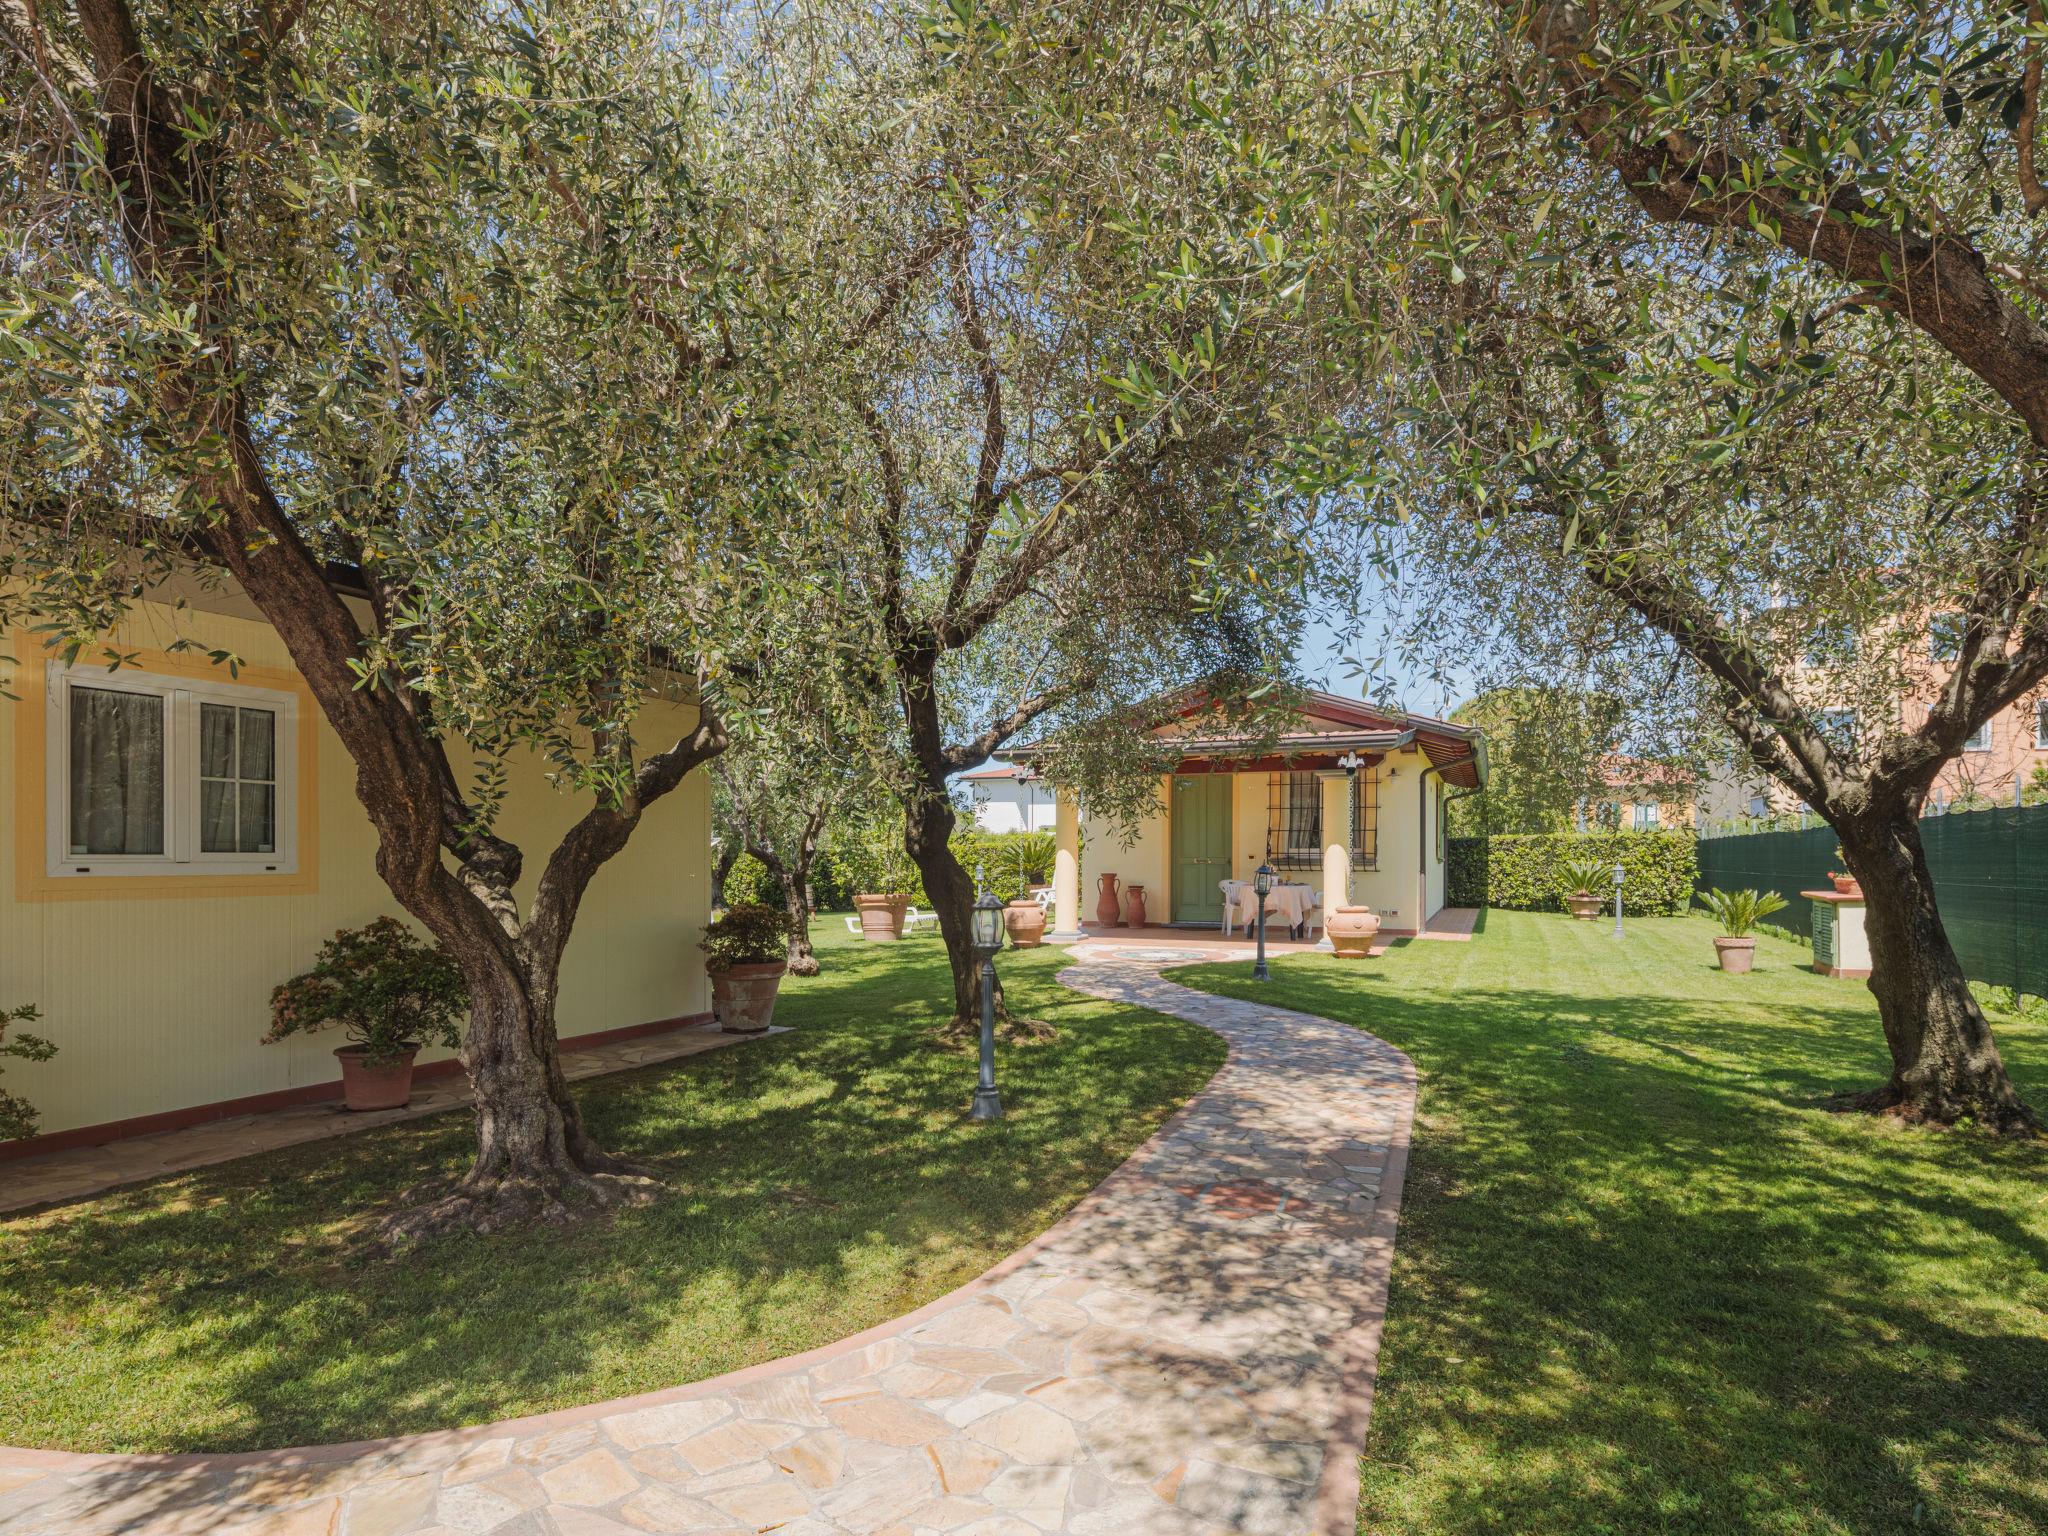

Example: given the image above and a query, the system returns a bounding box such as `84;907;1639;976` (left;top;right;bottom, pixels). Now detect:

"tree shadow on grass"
1174;933;2048;1536
0;933;1225;1456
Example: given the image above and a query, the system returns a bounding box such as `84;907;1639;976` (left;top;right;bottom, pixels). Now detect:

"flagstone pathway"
0;953;1415;1536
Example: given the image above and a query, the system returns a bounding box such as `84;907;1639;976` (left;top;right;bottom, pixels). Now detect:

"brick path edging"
0;954;1418;1536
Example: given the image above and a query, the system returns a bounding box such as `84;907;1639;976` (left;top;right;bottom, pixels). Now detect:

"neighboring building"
1696;613;2048;820
1577;754;1697;831
1;566;714;1154
958;761;1057;834
1013;691;1486;940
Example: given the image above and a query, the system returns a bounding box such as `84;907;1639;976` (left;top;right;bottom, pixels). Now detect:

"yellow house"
1019;692;1487;942
1;566;713;1155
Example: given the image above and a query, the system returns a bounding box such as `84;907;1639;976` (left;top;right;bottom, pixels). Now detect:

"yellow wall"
1078;776;1170;918
1352;748;1429;929
2;602;711;1138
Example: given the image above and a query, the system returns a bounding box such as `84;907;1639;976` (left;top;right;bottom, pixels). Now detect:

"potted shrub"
1827;845;1861;897
1559;856;1608;920
702;903;793;1034
853;842;917;942
265;917;467;1111
1325;905;1382;958
1696;888;1789;974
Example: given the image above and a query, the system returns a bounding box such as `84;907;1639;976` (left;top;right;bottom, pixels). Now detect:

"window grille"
1265;771;1322;868
1352;768;1378;869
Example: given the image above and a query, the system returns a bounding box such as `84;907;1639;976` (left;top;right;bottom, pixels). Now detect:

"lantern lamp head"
1253;862;1274;897
971;890;1005;956
1613;863;1625;886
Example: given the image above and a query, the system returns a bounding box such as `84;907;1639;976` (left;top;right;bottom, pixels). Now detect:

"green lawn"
0;919;1224;1453
1173;911;2048;1536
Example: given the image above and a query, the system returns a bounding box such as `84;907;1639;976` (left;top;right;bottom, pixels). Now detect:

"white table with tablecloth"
1218;878;1319;938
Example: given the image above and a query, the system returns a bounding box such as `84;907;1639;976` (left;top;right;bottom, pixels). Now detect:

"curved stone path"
0;952;1415;1536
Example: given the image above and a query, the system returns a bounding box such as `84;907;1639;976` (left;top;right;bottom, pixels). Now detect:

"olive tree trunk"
1838;807;2039;1136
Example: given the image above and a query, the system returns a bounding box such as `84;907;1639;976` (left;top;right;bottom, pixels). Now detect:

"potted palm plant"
702;903;793;1033
1696;887;1789;973
1559;856;1609;920
265;917;468;1111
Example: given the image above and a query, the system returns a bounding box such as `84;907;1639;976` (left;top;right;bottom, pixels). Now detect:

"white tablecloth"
1220;879;1319;935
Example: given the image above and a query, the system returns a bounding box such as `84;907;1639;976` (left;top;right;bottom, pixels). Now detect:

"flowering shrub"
0;1003;56;1142
266;917;468;1066
701;903;791;971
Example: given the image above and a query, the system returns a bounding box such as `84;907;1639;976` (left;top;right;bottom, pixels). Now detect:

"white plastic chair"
842;914;862;935
903;905;941;933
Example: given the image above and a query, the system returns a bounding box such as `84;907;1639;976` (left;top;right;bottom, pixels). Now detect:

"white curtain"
68;687;165;855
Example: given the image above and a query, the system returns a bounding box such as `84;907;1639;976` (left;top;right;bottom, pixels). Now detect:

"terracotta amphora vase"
1124;884;1148;927
1096;872;1122;927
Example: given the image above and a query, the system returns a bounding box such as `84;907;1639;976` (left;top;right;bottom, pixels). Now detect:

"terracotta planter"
1123;884;1148;928
334;1045;419;1112
854;894;910;942
1714;936;1757;974
1326;905;1381;958
713;959;787;1033
1004;900;1047;948
1096;872;1122;928
1566;892;1602;921
1829;873;1862;897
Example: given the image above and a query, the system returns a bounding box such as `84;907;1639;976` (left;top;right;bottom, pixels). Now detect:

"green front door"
1171;774;1232;925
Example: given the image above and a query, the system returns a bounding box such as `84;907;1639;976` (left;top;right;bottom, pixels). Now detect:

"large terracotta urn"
854;893;910;941
712;960;787;1032
1004;900;1047;948
1565;892;1602;921
1124;884;1148;927
1713;936;1757;974
1326;905;1381;959
1096;872;1122;927
334;1045;419;1112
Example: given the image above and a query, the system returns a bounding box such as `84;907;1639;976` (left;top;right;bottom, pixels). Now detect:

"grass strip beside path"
1172;910;2047;1536
0;921;1223;1453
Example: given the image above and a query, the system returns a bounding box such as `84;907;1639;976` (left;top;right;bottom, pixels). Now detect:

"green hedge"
733;830;1057;911
1448;832;1699;916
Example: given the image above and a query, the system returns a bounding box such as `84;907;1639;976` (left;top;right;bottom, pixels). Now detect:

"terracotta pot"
1124;884;1148;928
713;960;787;1033
1566;892;1602;921
854;893;910;941
1326;905;1381;958
1096;872;1122;928
1714;936;1757;974
334;1044;419;1112
1004;900;1047;948
1829;873;1862;897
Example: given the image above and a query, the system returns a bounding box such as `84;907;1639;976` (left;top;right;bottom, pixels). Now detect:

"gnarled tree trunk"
1838;807;2039;1136
901;780;993;1026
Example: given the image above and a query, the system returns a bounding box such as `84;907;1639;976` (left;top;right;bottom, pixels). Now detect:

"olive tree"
1262;0;2047;1132
0;0;852;1234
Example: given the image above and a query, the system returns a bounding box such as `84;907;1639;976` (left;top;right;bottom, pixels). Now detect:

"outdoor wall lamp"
1252;862;1275;982
969;889;1006;1120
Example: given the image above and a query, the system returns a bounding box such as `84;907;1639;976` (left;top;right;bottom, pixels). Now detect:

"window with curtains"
47;663;297;877
1266;771;1322;868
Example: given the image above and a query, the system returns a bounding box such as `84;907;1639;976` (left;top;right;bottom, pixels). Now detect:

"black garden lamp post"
1253;861;1275;982
969;889;1005;1120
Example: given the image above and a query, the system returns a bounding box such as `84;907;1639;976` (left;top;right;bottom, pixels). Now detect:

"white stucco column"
1050;789;1083;942
1316;769;1351;952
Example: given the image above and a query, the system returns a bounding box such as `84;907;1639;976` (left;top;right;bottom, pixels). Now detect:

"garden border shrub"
1448;831;1698;916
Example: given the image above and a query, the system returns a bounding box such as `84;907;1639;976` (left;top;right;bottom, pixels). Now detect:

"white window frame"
1963;719;1992;753
2036;701;2048;751
46;662;299;879
1632;801;1660;830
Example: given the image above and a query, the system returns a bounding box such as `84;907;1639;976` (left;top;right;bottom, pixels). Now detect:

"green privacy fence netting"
1697;805;2048;998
